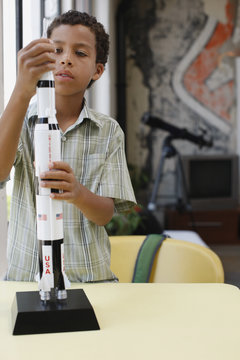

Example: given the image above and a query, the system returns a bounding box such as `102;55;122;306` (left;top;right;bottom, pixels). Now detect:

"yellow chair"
109;235;224;283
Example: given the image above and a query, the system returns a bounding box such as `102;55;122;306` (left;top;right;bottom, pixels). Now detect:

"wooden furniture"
109;236;224;283
165;208;239;244
1;281;240;360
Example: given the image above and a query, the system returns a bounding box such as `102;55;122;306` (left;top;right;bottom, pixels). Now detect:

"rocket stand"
11;289;100;335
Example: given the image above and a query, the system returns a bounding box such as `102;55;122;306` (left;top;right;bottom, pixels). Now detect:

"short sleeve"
0;103;32;190
98;124;136;213
0;135;23;190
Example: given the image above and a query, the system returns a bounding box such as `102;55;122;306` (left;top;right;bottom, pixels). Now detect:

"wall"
123;0;240;209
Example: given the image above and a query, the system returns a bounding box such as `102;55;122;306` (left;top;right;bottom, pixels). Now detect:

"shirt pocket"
75;153;106;192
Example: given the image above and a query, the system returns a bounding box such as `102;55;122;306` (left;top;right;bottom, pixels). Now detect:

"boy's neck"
55;94;84;132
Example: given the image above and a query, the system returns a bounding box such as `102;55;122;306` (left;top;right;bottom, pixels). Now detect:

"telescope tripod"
147;134;192;213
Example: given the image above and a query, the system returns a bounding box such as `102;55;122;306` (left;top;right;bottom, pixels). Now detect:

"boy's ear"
92;63;105;81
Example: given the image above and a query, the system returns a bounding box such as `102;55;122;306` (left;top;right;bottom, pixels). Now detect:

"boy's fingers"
22;38;53;52
40;171;68;181
19;47;55;67
49;161;73;173
40;180;68;189
26;42;55;58
50;192;71;200
23;53;56;69
18;41;55;68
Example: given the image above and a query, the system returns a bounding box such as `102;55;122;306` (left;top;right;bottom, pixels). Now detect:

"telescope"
142;112;213;148
142;112;213;212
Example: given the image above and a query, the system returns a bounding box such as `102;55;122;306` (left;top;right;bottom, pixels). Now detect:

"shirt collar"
28;97;103;129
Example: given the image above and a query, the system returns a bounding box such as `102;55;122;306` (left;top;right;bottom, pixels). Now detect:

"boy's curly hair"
47;10;109;67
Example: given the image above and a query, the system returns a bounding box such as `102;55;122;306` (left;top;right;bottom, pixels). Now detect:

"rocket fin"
38;274;54;292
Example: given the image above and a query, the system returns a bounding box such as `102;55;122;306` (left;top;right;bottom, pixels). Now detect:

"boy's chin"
55;88;83;99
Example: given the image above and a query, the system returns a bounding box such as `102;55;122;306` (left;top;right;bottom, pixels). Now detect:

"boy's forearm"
0;38;56;182
0;85;31;181
71;184;114;226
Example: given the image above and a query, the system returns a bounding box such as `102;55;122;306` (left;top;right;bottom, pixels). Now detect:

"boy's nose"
60;58;72;66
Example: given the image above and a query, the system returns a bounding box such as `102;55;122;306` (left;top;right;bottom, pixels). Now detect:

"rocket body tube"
34;71;70;301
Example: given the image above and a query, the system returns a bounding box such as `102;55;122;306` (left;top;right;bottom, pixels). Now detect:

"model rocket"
34;70;70;301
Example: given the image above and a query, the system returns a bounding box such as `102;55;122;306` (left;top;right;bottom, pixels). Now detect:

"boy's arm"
40;161;114;226
68;184;114;226
0;39;55;181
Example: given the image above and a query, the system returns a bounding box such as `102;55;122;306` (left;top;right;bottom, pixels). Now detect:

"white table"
1;281;240;360
164;230;208;247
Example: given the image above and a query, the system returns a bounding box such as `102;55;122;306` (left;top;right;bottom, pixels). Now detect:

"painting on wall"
173;0;236;134
126;0;240;154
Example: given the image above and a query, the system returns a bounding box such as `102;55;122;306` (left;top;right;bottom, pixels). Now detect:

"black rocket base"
12;289;100;335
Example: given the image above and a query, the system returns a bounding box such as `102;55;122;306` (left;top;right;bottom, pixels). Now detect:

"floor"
210;244;240;288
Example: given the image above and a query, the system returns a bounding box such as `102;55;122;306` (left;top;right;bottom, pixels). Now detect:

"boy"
0;11;136;282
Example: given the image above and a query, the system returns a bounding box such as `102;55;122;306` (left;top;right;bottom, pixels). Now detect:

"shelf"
165;208;239;244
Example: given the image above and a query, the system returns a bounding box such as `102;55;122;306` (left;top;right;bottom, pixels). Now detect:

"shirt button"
62;136;67;141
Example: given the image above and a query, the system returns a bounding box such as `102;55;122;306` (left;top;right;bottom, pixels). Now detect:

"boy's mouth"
55;70;74;79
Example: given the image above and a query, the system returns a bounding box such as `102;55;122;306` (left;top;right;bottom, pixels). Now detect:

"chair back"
110;236;145;282
109;235;224;283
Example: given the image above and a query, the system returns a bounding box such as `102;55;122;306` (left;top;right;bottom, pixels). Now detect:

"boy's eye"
76;51;87;57
55;48;62;54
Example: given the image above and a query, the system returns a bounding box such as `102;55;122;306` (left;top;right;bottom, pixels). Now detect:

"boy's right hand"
16;38;56;99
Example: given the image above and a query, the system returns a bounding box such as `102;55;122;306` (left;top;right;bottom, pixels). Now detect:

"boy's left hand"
40;161;80;205
40;161;114;225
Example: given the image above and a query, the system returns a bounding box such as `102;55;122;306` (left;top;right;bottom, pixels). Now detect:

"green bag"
132;234;167;283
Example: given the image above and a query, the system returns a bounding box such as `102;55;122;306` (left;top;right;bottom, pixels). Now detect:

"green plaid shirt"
1;100;136;282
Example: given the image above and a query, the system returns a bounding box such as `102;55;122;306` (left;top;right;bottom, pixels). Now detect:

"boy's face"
50;24;104;97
